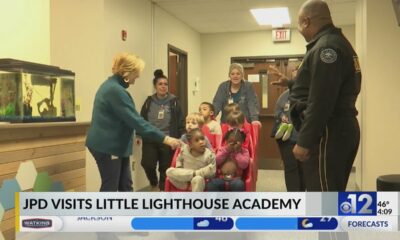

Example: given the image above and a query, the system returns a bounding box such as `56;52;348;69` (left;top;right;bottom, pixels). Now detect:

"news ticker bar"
17;192;399;217
18;216;399;232
16;192;400;232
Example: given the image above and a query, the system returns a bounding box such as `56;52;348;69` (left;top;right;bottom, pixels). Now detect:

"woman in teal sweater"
86;53;181;192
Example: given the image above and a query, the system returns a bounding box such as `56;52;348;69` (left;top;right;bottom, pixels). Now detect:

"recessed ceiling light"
250;7;291;28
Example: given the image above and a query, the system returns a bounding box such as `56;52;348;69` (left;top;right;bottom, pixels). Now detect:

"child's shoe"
275;123;288;139
282;123;293;141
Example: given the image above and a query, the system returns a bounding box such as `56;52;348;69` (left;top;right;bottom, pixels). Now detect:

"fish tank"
0;58;76;122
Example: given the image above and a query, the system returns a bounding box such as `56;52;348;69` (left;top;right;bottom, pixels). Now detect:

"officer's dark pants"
277;140;305;191
89;148;133;192
302;117;360;191
141;141;173;191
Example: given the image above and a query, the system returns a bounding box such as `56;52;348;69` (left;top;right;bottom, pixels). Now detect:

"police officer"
291;0;361;191
270;0;361;192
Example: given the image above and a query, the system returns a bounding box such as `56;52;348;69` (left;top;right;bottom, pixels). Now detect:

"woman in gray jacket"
212;63;261;124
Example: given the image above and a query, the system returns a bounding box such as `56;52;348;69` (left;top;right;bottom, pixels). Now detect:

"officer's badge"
320;48;337;63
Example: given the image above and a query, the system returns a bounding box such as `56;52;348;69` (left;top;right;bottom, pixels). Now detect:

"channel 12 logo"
338;192;377;216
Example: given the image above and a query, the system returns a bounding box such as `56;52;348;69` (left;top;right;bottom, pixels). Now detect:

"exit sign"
272;29;291;42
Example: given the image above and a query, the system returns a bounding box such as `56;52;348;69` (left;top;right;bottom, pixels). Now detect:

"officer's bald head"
299;0;332;26
297;0;333;41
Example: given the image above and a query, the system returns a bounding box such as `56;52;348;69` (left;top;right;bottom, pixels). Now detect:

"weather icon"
196;220;210;228
301;219;314;229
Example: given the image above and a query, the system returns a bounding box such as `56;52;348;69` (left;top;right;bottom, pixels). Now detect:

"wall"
0;0;50;64
103;0;154;191
356;0;400;190
355;0;367;190
201;25;355;112
50;0;106;192
104;0;153;101
154;5;202;113
50;0;105;122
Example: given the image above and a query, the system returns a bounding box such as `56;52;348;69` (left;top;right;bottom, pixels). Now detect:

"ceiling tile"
154;0;356;33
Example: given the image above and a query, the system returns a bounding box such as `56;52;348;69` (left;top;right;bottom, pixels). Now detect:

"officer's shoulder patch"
320;48;337;64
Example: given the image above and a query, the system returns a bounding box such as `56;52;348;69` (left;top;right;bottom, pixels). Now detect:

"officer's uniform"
289;24;361;191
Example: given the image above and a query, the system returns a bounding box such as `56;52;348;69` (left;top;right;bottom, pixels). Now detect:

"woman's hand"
281;115;289;123
293;144;310;161
163;136;182;149
227;141;241;153
268;65;289;86
227;142;235;152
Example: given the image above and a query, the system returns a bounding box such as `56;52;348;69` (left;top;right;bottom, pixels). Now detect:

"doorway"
168;44;188;116
231;55;303;170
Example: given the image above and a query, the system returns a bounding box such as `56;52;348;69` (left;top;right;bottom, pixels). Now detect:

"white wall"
356;0;400;190
355;0;367;190
50;0;106;192
201;25;355;108
154;5;202;113
103;0;154;191
104;0;154;102
50;0;105;122
0;0;50;64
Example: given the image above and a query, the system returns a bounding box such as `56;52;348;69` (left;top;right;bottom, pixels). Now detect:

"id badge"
228;98;234;104
284;102;290;111
158;109;165;119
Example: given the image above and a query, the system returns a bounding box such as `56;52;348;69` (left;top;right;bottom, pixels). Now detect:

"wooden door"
168;54;178;96
168;45;188;116
239;57;303;170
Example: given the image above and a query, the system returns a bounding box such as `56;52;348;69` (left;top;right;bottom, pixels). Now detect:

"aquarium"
0;59;76;122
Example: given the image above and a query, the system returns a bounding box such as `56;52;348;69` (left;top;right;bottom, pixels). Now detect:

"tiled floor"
256;170;357;192
138;169;357;192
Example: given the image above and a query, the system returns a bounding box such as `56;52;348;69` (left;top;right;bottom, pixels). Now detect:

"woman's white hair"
112;53;145;78
229;63;244;78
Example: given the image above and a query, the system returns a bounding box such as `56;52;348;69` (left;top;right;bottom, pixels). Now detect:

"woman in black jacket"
139;69;185;191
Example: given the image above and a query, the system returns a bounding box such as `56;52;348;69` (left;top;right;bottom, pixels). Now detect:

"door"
232;56;303;170
168;53;178;95
168;45;188;117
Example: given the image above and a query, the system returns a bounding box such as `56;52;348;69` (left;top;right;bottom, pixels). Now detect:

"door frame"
168;44;188;116
231;54;304;63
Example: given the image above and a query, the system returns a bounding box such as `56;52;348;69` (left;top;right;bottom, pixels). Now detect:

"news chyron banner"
16;192;399;232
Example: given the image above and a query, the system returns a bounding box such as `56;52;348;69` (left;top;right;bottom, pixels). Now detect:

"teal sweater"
86;74;165;157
